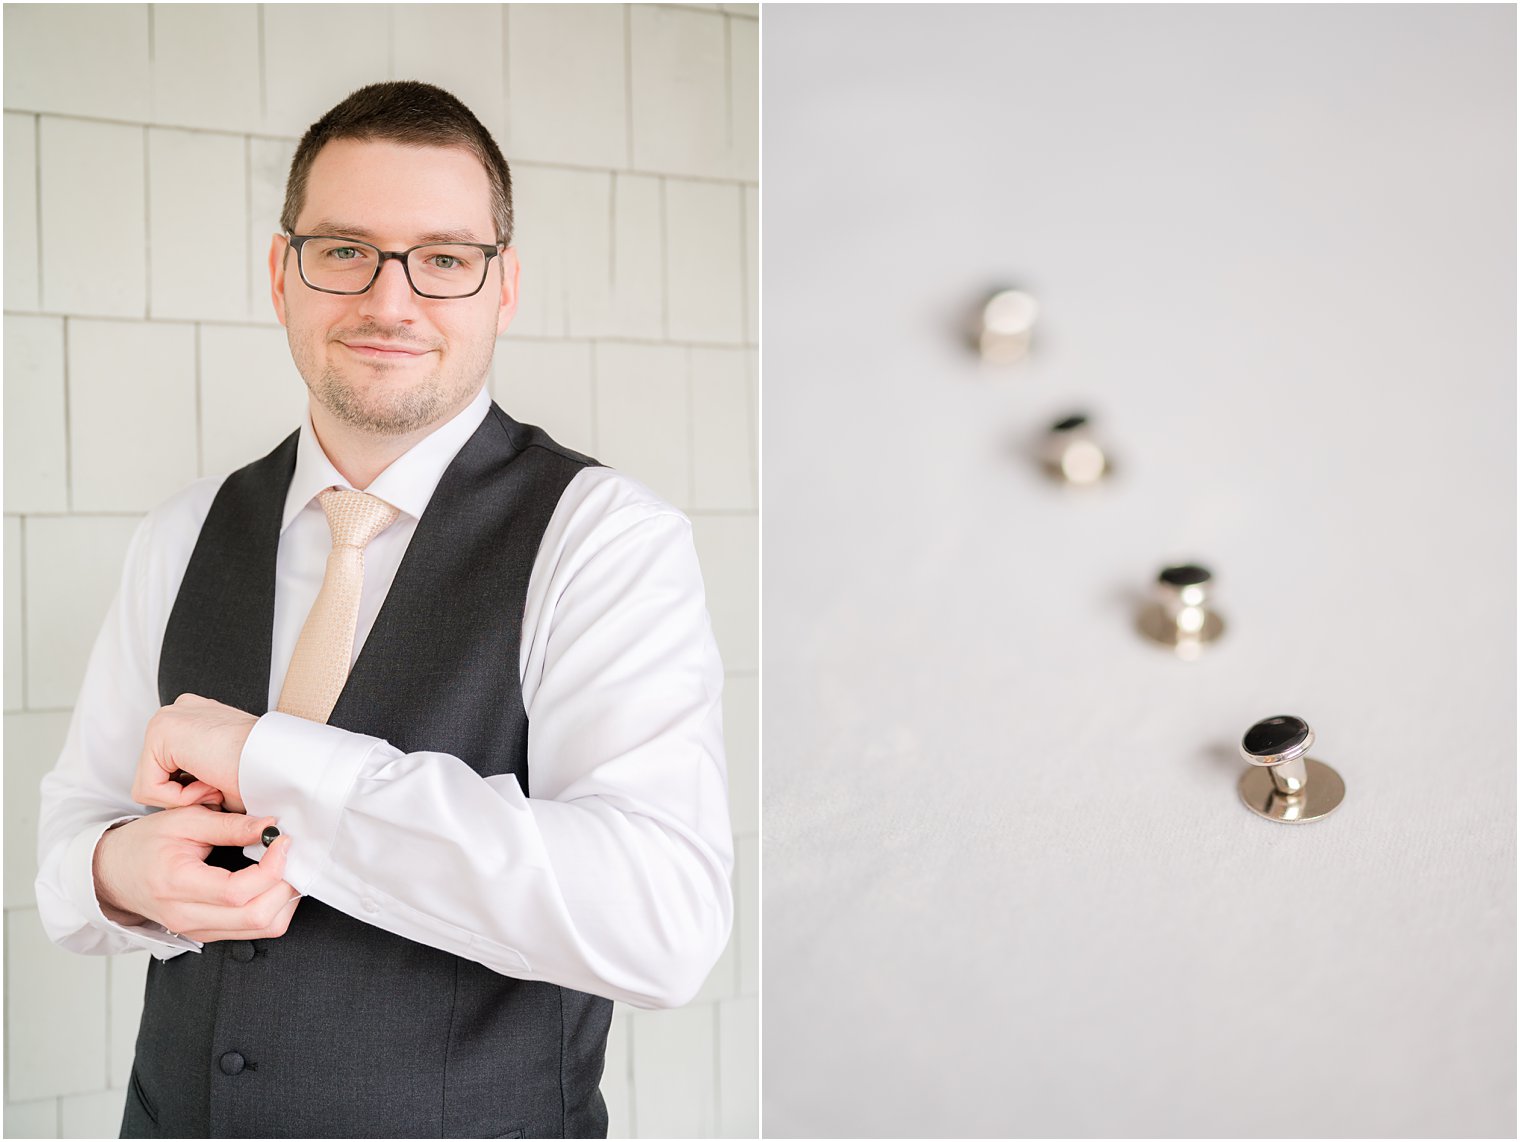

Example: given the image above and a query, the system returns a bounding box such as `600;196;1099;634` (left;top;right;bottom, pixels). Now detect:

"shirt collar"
281;386;493;533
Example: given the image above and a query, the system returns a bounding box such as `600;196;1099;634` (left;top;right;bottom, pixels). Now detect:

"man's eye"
327;246;366;261
430;254;462;270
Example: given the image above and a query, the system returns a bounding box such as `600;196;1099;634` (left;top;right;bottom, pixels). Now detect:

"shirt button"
229;942;255;963
218;1052;245;1076
360;897;379;914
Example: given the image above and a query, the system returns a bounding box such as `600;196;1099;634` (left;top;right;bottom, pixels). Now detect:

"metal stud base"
1238;757;1346;823
1136;604;1224;649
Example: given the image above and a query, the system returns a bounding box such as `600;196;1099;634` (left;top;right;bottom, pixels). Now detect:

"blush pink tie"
276;488;400;723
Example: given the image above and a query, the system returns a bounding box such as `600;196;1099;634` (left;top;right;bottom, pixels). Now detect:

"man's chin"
310;375;449;437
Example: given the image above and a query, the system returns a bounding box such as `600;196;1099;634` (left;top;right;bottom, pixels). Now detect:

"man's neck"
307;393;479;490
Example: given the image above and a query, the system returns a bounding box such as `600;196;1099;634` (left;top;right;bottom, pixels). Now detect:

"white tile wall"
629;1005;718;1137
744;186;759;344
22;516;142;711
4;7;755;1136
1;5;150;122
38;118;147;319
506;5;627;169
248;137;298;322
738;833;758;997
690;515;759;672
665;180;746;343
108;955;147;1090
610;173;666;339
691;347;756;510
512;165;613;338
492;338;597;455
147;129;249;322
150;4;262;134
730;17;760;184
58;1088;125;1139
4;712;72;908
603;1009;633;1139
718;993;759;1137
4;316;69;514
630;7;730;179
694;921;739;1005
6;909;109;1101
198;323;310;478
261;6;393;140
394;6;507;149
594;342;691;508
5;112;40;311
5;517;22;712
725;674;759;837
3;1097;57;1138
67;320;198;513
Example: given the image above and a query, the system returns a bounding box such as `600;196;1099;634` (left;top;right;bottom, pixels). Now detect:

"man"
34;81;733;1139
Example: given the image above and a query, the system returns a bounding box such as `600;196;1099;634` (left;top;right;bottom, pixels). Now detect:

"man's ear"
270;234;290;327
495;247;520;337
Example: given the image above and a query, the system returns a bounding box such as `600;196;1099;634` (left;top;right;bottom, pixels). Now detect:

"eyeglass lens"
299;239;489;297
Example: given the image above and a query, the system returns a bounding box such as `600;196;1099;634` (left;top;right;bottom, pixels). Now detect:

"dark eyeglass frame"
284;232;504;299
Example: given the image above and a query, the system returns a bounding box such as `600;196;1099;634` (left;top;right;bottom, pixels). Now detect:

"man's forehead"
299;137;495;238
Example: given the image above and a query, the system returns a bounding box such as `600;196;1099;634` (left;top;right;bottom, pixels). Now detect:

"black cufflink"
261;825;281;847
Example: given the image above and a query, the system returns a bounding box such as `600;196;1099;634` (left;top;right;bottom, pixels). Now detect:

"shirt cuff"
62;817;202;958
238;711;381;891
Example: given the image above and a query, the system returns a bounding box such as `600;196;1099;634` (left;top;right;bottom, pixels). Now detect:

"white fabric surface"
762;5;1514;1137
35;386;734;1009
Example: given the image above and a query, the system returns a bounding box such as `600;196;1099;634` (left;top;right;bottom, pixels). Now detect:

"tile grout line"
194;324;204;478
658;179;669;341
142;125;152;320
724;15;734;167
623;6;634;171
19;515;28;711
33;114;44;307
3;108;756;187
245;135;254;318
61;318;72;517
624;1013;637;1138
0;314;758;351
712;1000;723;1136
500;5;510;154
257;5;267;125
686;346;696;510
588;342;600;456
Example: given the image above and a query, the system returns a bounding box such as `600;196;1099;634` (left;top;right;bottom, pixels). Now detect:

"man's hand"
93;806;300;942
133;694;258;814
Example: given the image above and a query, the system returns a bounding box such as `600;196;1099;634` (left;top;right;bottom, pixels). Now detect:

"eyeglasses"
285;233;503;299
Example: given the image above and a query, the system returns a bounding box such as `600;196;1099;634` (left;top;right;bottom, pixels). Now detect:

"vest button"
229;941;255;963
218;1052;246;1076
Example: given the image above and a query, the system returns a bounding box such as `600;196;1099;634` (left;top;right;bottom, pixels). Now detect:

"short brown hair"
281;80;513;246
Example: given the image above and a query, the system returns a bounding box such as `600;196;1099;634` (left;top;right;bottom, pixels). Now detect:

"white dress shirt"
34;386;734;1009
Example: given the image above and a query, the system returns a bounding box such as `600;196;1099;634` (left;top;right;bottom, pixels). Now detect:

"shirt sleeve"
34;494;214;960
238;481;735;1009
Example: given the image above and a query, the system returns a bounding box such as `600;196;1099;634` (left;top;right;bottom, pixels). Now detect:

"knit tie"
276;488;400;723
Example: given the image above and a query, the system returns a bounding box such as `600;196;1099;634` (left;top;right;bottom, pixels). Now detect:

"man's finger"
171;807;277;848
166;831;287;907
219;836;292;907
147;776;223;810
172;888;302;943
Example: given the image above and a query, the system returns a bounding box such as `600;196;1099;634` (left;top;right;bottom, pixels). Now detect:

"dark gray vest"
122;404;614;1139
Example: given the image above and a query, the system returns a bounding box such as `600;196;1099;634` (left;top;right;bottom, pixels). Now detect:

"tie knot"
318;488;400;550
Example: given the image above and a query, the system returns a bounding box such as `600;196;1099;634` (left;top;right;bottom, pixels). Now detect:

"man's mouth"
339;340;432;360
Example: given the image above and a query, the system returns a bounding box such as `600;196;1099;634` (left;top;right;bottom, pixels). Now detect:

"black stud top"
261;825;281;847
1051;414;1088;432
1242;715;1309;757
1159;564;1211;587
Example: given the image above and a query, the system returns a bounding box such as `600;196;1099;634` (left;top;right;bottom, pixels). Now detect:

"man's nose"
358;256;418;322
